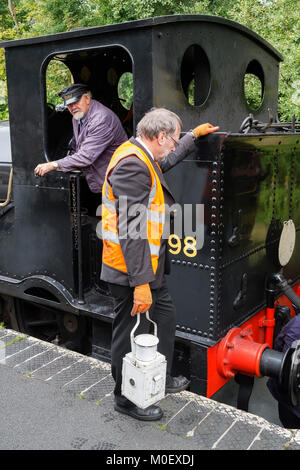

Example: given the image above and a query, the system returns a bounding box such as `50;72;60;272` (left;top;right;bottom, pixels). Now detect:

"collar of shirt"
136;137;154;161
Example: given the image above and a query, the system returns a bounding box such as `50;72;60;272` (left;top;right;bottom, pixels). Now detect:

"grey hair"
136;108;182;140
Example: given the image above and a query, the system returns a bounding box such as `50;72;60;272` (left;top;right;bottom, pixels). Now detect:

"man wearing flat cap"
34;83;127;206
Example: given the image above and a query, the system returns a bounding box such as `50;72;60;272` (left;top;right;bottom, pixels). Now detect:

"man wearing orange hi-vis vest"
101;108;219;421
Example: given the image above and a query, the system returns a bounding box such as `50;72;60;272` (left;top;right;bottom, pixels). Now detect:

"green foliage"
29;0;93;34
244;74;263;111
117;72;133;111
0;0;299;121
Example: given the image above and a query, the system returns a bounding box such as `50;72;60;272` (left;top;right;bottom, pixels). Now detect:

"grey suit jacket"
100;133;195;288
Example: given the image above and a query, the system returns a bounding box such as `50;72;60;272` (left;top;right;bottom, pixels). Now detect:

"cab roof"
0;15;283;62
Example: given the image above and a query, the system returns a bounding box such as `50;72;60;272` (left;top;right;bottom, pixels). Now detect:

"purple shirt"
57;99;128;193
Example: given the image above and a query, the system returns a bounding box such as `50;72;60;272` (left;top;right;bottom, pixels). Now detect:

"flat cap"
58;83;90;106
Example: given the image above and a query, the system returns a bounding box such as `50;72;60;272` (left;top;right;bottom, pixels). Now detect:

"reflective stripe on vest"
101;141;165;274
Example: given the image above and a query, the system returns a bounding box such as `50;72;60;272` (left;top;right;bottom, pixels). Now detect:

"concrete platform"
0;326;299;451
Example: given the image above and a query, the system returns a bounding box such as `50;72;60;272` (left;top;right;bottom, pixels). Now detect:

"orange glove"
130;283;152;316
193;123;219;138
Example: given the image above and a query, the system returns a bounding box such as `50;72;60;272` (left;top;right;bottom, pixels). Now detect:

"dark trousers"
108;277;176;398
80;176;102;216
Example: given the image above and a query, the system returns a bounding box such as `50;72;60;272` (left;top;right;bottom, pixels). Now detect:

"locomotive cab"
45;45;134;214
0;15;299;415
45;46;134;160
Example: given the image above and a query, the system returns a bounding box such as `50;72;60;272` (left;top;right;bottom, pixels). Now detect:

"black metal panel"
216;134;300;338
165;134;224;341
0;176;74;290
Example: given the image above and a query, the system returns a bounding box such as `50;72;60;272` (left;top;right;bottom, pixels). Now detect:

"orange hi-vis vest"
101;141;165;275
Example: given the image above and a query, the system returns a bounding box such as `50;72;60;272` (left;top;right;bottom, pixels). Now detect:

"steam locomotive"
0;15;299;412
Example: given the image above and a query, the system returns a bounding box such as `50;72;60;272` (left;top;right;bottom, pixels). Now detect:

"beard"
72;111;85;120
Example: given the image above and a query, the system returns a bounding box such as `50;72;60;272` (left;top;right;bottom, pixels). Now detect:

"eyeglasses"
168;135;180;148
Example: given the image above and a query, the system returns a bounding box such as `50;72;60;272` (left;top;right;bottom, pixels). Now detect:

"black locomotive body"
0;15;299;406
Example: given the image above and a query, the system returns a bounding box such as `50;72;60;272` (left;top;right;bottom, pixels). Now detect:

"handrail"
0;168;13;207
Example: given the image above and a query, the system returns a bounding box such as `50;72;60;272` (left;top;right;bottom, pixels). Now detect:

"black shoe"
165;375;190;393
114;396;163;421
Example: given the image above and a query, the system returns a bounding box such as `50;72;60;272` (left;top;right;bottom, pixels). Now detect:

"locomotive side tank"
0;15;299;410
